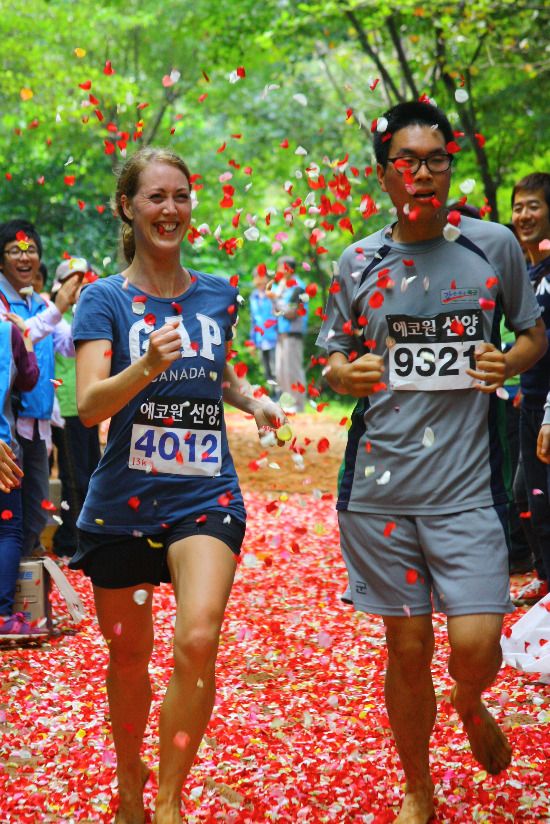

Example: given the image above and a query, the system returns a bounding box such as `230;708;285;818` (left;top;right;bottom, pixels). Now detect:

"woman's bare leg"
153;537;236;824
94;584;155;824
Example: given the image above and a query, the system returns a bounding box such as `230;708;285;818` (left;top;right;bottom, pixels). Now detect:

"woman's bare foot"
114;760;151;824
394;781;435;823
451;687;512;774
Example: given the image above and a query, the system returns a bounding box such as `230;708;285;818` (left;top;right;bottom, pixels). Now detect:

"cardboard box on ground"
13;557;86;633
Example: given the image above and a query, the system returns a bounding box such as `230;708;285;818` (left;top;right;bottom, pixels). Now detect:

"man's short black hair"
0;219;43;259
373;101;455;169
511;173;550;213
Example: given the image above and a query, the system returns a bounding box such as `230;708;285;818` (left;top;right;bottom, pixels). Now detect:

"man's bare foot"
451;686;512;775
394;782;435;824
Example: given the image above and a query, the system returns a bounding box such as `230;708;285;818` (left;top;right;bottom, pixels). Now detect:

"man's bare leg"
448;614;512;775
384;615;436;824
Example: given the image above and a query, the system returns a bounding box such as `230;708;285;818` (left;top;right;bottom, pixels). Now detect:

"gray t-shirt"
317;216;541;515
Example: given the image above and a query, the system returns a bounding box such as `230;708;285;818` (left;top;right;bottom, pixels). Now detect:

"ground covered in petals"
1;419;549;822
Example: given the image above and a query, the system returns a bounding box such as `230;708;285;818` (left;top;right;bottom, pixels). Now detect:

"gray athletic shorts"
338;506;514;617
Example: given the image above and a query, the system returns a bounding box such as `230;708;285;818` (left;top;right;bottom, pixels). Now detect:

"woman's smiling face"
121;161;192;257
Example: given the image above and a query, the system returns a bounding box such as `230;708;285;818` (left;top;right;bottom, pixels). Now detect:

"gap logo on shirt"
128;313;222;369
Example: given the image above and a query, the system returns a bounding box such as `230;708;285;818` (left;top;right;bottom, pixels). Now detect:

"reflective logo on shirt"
440;288;480;304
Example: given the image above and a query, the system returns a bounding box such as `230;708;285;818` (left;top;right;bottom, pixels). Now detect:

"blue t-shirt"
72;271;245;534
249;289;278;349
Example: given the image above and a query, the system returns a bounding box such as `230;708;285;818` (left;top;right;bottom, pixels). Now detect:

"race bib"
386;311;484;391
129;397;222;476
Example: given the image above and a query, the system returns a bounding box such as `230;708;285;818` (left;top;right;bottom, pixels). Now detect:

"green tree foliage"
0;0;548;388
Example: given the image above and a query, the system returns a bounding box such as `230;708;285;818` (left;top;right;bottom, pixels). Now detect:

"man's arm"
52;317;76;357
325;351;385;398
537;389;550;463
466;318;547;393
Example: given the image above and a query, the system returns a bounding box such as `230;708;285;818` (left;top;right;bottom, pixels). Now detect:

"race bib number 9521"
386;311;484;391
129;397;222;476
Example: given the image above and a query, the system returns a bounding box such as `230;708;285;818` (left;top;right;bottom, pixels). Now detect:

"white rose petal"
443;223;461;242
132;589;149;605
459;178;476;194
422;427;435;448
293;93;308;106
455;89;469;103
259;430;277;448
376;117;389;133
242;553;259;568
295;145;308;156
244;226;260;241
376;470;391;485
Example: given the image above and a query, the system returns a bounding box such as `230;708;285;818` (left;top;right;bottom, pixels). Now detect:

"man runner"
318;100;546;823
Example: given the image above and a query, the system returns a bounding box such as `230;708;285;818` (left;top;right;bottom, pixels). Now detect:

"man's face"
1;238;41;292
377;125;452;228
512;188;550;250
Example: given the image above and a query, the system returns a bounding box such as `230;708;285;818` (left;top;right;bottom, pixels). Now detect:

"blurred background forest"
1;0;549;386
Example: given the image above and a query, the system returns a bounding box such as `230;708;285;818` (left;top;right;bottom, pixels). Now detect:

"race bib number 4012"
386;311;484;391
129;396;222;476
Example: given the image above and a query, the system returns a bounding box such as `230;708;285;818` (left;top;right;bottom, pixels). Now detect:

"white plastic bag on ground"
501;593;550;674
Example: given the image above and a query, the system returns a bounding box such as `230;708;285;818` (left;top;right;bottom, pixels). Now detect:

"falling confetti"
132;589;149;605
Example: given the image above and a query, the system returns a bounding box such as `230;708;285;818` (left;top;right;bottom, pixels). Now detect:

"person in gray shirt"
318;100;547;824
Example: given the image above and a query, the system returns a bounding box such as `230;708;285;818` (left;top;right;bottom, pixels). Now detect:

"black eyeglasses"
4;245;40;259
387;154;453;175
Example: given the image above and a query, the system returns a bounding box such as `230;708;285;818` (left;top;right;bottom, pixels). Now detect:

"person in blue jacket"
249;267;278;388
267;256;308;411
0;318;40;635
0;220;82;556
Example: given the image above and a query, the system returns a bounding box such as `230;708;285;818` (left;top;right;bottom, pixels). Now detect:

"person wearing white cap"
51;256;101;558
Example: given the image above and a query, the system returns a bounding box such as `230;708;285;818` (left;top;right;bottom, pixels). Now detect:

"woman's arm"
76;319;183;427
11;324;39;392
222;347;287;432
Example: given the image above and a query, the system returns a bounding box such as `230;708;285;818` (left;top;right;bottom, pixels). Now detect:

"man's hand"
329;352;384;397
0;439;23;493
465;342;507;393
142;319;182;376
55;272;85;313
537;424;550;464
